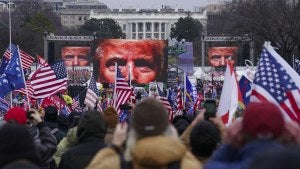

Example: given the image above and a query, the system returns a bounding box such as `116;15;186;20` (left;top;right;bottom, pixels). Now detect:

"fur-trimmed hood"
130;136;202;169
86;136;202;169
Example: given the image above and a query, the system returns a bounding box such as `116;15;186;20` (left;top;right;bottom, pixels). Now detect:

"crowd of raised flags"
1;41;300;125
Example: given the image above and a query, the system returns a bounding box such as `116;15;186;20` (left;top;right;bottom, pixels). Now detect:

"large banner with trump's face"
94;39;168;84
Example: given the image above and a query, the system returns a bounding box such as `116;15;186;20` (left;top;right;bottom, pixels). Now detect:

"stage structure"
43;32;95;63
201;36;254;68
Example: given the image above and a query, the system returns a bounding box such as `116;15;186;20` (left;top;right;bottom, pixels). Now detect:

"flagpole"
17;47;30;109
8;0;12;52
8;0;12;107
183;72;186;110
293;54;295;69
113;62;117;108
129;65;132;103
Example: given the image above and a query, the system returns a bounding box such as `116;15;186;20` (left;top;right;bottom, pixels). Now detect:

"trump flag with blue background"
239;74;252;106
4;47;25;90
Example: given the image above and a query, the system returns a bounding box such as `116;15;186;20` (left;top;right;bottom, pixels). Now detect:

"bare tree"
208;0;300;64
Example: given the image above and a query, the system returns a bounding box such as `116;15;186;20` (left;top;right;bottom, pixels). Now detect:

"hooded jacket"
86;136;202;169
58;110;106;169
53;127;78;166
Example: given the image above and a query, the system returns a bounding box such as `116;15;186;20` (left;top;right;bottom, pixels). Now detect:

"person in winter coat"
53;127;78;166
204;102;286;169
86;98;202;169
58;110;107;169
44;106;66;145
4;107;57;169
0;122;40;169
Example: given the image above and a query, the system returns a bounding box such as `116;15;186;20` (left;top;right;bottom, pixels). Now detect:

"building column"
151;22;154;39
143;22;146;39
135;22;138;39
158;22;161;39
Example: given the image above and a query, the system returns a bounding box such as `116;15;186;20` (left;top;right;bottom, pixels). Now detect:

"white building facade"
90;9;207;40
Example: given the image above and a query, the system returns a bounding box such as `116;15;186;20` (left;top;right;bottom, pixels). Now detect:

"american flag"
37;55;49;67
0;97;10;112
177;85;183;111
72;95;82;112
29;60;67;99
4;44;35;69
14;81;34;98
294;58;300;75
250;42;300;122
114;65;132;115
156;82;174;121
84;75;102;112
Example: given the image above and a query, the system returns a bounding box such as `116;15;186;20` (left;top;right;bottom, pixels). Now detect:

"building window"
146;33;151;39
79;16;82;20
154;33;159;39
132;33;136;39
154;23;159;32
138;33;143;39
132;23;136;32
84;16;87;20
161;23;165;32
138;23;143;32
146;22;151;32
161;33;165;40
123;24;126;31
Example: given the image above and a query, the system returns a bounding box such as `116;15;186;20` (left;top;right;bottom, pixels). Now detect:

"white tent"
193;67;205;79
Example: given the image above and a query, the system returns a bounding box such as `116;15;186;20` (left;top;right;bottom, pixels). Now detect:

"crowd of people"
1;95;300;169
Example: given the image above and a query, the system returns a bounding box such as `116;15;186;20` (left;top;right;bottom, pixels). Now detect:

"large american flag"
114;65;132;115
250;42;300;122
4;44;35;69
29;60;67;99
156;83;174;121
84;75;102;112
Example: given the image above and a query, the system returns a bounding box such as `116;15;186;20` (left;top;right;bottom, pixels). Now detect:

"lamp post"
43;31;48;62
210;67;215;97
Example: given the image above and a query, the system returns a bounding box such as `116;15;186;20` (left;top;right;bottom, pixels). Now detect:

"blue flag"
239;75;252;106
0;44;17;74
5;48;25;90
0;74;12;97
0;97;10;112
185;75;194;102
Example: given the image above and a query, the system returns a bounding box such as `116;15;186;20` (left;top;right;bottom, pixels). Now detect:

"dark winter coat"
58;110;107;169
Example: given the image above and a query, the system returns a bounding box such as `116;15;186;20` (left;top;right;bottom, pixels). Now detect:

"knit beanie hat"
242;102;284;139
4;107;27;125
132;98;169;137
103;106;118;128
44;106;58;122
0;123;40;167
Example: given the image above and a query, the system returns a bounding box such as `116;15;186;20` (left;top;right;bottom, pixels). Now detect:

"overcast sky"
100;0;223;11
